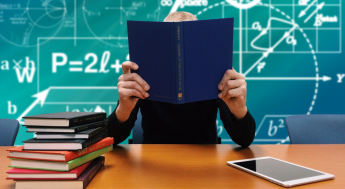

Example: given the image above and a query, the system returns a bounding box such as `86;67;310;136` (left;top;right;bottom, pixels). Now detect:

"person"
107;12;256;147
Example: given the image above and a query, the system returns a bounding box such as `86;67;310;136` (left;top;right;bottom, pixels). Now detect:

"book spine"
65;137;114;161
175;22;185;104
81;130;107;149
74;121;106;133
69;113;106;126
80;157;105;189
68;145;113;170
88;126;106;139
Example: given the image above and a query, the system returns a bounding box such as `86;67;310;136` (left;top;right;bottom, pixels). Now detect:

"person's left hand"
218;69;248;120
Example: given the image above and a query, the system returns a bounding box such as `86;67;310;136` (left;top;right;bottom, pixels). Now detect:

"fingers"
218;69;245;90
223;86;247;99
122;61;139;74
219;79;245;98
118;87;146;99
118;61;150;100
119;73;150;91
118;81;149;98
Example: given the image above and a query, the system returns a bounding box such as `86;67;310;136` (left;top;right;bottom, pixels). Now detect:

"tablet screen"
234;158;324;182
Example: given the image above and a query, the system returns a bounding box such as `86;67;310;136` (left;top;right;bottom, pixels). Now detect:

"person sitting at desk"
107;12;256;147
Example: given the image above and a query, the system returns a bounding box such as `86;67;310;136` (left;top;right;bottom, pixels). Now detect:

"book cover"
14;156;105;189
9;145;112;171
6;159;92;180
127;18;234;104
7;137;114;162
23;130;108;150
23;112;106;127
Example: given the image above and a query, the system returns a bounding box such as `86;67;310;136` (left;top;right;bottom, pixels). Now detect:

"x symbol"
13;59;22;69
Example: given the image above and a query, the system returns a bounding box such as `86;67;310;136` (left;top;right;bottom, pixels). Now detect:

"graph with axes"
0;0;343;145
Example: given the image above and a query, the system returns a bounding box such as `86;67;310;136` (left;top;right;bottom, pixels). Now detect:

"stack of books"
6;112;114;189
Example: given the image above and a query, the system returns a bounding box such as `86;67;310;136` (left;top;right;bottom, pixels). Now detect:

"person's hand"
116;61;150;122
218;69;248;120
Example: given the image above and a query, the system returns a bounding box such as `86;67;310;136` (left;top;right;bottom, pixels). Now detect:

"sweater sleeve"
217;99;256;147
107;100;141;145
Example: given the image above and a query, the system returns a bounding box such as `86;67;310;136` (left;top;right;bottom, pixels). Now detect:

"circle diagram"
226;0;261;9
0;0;66;47
171;0;325;144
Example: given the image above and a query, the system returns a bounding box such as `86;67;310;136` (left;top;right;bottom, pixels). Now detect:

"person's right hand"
116;61;150;122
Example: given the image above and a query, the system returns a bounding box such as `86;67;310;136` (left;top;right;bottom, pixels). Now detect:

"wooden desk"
1;145;344;188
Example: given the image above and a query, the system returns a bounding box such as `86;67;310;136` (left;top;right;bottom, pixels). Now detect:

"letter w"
15;68;36;83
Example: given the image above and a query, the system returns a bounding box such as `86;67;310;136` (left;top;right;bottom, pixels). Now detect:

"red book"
14;156;105;189
6;159;93;180
7;137;113;162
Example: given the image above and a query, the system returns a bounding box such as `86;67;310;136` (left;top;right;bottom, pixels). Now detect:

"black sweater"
107;99;256;147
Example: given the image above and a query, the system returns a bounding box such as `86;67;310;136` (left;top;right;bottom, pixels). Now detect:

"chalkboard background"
0;0;343;145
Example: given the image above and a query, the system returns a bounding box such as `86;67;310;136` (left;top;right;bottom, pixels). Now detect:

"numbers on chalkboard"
85;53;98;73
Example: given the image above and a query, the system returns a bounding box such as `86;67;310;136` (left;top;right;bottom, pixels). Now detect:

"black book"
26;120;107;133
35;126;106;139
23;130;108;150
23;112;106;127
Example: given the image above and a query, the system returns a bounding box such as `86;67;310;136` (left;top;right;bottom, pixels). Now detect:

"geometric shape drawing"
82;0;162;47
0;0;66;47
170;0;339;144
226;0;261;9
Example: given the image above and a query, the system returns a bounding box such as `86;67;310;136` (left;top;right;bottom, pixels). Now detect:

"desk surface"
1;145;344;189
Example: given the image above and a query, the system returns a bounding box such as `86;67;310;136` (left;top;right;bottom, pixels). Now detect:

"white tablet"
227;157;334;187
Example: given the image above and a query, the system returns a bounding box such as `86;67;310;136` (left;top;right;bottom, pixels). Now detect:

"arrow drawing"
245;76;331;82
304;2;325;23
16;89;50;124
244;24;298;76
299;0;317;18
16;86;118;124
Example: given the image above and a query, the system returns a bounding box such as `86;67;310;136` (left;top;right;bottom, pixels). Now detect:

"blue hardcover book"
127;18;234;104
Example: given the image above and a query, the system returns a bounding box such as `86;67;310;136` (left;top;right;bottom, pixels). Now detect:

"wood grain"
1;145;344;189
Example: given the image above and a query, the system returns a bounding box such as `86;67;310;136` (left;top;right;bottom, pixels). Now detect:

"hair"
163;11;198;22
